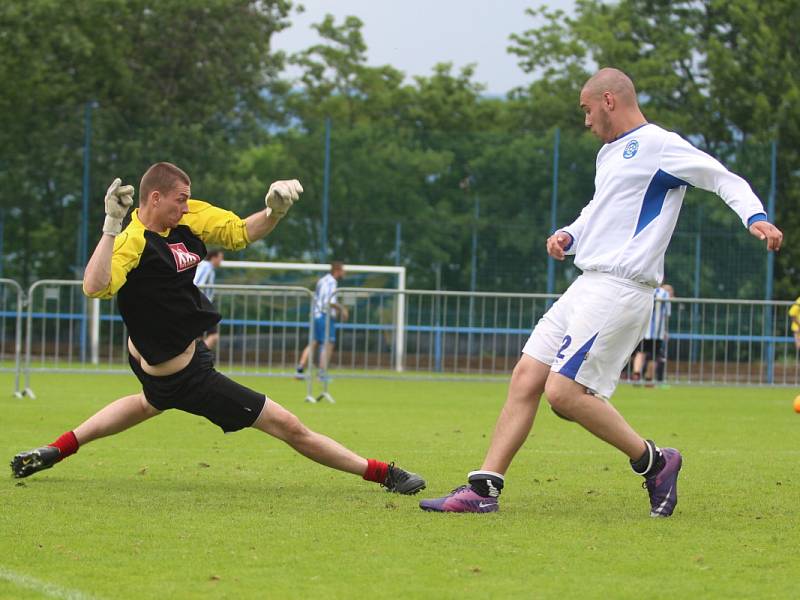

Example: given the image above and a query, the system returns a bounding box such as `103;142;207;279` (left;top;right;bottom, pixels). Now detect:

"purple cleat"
644;447;682;517
419;485;499;513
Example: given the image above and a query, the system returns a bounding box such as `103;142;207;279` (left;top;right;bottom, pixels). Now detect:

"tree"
508;0;800;298
0;0;292;283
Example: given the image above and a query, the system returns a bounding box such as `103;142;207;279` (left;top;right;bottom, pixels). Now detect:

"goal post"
220;261;407;372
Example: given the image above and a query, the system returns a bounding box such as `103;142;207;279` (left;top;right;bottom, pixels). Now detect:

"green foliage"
508;0;800;297
1;1;797;298
0;0;292;282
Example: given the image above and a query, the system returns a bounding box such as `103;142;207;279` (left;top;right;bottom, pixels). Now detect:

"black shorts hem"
128;341;266;433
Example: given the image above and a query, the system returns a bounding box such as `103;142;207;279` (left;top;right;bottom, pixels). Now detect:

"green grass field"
1;373;798;599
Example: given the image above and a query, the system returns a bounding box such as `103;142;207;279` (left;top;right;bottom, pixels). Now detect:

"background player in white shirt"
632;283;673;385
193;249;224;349
296;262;349;380
421;67;783;517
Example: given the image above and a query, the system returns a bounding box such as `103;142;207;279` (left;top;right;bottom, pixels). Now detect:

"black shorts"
637;339;665;360
128;341;265;433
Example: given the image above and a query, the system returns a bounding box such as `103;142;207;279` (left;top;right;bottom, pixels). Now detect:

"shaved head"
582;68;638;107
579;67;646;143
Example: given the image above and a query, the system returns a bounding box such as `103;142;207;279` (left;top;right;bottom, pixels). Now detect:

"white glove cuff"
265;206;285;220
103;215;123;236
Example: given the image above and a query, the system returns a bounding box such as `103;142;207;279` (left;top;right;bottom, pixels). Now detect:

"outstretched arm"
660;133;783;251
190;180;304;248
244;210;283;243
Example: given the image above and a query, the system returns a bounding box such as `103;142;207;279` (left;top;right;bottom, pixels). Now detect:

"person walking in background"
296;262;349;381
193;249;224;350
632;283;674;386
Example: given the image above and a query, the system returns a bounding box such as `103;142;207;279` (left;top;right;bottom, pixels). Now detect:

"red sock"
362;458;389;484
49;431;79;462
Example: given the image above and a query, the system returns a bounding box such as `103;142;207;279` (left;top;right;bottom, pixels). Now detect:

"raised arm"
83;179;139;298
246;179;304;242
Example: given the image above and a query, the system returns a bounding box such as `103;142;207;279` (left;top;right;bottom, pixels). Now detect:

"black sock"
630;439;665;478
467;470;504;498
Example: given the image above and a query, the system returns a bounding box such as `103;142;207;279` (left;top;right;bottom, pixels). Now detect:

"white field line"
0;566;97;600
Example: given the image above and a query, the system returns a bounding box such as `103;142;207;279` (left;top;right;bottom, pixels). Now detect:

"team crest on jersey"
167;242;201;272
623;139;639;159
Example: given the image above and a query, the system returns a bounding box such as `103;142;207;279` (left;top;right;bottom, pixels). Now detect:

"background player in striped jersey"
632;283;673;385
193;249;224;350
420;67;782;517
296;262;349;381
10;163;424;496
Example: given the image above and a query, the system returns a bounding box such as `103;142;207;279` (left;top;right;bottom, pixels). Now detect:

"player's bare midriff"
127;338;195;376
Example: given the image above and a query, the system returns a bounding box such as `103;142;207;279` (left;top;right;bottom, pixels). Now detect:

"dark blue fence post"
764;140;777;383
321;117;331;261
80;101;97;364
546;127;560;303
690;205;703;363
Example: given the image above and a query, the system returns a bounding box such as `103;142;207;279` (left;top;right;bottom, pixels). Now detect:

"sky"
272;1;576;96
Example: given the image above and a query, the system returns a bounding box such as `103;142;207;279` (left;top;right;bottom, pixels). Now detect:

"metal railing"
316;288;800;399
4;280;799;400
20;281;319;401
0;279;25;396
650;297;799;386
204;284;318;401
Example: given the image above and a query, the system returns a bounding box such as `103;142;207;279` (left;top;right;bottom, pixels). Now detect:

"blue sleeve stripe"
747;213;767;227
561;231;574;251
634;169;689;236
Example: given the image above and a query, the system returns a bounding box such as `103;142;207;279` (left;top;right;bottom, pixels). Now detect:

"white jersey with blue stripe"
560;123;766;287
645;286;671;340
313;273;338;318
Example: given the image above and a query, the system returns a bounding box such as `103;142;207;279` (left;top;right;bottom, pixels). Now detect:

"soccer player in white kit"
420;68;783;517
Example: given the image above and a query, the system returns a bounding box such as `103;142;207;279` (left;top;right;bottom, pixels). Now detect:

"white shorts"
522;271;654;399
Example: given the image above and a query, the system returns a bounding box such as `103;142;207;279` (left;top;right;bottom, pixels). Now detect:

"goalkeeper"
10;162;425;496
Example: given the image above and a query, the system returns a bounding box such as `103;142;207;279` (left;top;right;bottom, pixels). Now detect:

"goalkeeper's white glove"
102;178;135;236
265;179;303;220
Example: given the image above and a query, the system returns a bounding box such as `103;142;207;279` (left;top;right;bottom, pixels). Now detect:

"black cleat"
10;446;61;479
382;462;426;495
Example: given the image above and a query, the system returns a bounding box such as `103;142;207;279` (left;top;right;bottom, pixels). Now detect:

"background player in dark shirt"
11;162;424;495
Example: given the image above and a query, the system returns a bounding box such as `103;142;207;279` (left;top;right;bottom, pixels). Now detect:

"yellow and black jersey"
84;200;250;364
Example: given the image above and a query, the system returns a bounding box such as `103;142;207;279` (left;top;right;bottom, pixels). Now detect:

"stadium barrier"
9;281;800;399
317;288;800;399
654;296;799;386
0;279;25;397
20;281;319;402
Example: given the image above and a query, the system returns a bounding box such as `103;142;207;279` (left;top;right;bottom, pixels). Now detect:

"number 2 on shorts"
556;335;572;360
